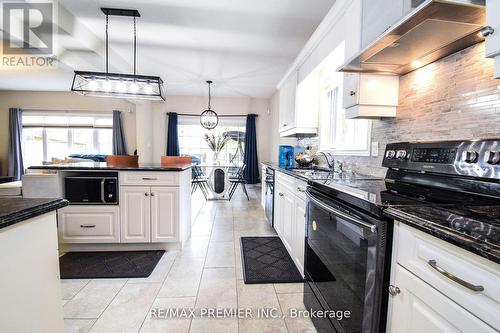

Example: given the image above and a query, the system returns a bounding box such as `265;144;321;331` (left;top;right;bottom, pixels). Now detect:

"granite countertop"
29;162;194;171
0;198;68;230
262;162;333;182
384;206;500;264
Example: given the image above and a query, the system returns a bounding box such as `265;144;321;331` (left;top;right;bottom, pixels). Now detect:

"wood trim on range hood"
338;0;486;75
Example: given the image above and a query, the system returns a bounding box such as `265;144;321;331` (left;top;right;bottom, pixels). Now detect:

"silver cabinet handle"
145;192;149;196
428;260;484;292
80;224;96;228
388;285;400;296
142;177;157;180
306;188;377;233
150;192;155;196
297;186;306;193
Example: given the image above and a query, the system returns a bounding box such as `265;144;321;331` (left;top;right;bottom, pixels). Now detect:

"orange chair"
161;156;192;166
106;155;139;167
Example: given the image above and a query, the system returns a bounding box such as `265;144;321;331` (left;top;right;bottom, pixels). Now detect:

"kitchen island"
0;197;68;333
27;162;193;252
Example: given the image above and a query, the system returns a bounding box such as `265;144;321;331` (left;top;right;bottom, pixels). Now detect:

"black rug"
59;250;165;279
240;236;303;284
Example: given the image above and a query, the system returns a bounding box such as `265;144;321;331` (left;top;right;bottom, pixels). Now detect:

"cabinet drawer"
58;206;120;243
119;172;179;186
396;223;500;329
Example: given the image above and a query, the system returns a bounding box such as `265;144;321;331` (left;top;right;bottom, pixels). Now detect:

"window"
22;112;113;167
178;116;245;166
310;41;371;155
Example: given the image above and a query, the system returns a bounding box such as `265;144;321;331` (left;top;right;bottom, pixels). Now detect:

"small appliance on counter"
65;172;118;204
279;145;294;167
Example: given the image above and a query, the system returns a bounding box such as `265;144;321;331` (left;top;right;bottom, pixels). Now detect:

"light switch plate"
371;142;379;157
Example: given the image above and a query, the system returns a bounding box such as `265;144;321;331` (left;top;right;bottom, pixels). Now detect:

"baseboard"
59;242;182;252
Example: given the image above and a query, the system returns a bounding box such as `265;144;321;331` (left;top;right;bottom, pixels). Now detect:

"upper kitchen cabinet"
485;0;500;78
279;70;319;137
343;73;399;119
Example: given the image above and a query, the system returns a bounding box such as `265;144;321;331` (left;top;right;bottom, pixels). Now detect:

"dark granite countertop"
262;162;334;182
384;206;500;264
0;198;68;230
29;162;194;171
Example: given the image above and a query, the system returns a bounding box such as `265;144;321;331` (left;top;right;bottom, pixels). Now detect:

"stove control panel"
382;139;500;179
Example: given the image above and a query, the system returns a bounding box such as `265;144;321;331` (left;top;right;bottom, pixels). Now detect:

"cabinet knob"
350;91;356;96
150;192;155;196
145;192;149;196
278;192;284;197
388;285;400;296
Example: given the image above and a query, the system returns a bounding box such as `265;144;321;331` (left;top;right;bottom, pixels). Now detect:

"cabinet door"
486;0;500;59
343;73;360;109
388;265;496;333
293;196;306;276
151;187;179;243
281;189;295;254
274;182;284;237
279;71;297;131
120;186;151;243
361;0;404;48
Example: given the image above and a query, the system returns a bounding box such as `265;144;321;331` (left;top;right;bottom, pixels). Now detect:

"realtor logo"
2;2;53;55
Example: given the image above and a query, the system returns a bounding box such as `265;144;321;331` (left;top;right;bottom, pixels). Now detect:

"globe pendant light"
200;80;219;130
71;8;165;101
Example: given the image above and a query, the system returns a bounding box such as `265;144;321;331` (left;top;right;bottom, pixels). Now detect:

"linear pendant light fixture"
200;80;219;130
71;8;165;101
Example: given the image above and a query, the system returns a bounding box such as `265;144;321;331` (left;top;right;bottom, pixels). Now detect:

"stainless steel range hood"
339;0;486;75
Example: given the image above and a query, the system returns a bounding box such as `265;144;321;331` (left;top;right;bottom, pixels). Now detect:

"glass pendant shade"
72;71;165;101
200;109;219;130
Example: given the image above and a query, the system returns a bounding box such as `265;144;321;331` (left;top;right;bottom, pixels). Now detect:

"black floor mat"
59;250;165;279
240;236;303;284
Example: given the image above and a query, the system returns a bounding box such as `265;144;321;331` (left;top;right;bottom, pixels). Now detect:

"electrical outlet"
371;142;379;157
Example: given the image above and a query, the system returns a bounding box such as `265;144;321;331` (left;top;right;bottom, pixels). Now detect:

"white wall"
0;91;136;175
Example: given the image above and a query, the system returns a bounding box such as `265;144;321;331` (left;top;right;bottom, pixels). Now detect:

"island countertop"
29;162;194;171
0;198;68;230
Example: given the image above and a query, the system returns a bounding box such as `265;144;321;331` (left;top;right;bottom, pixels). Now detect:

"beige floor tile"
178;236;210;259
128;251;177;284
205;242;235;268
239;318;288;333
140;297;196;333
63;279;127;319
237;280;281;313
210;224;234;242
89;283;160;333
189;318;238;333
61;279;90;300
64;319;95;333
274;283;305;294
278;293;317;333
62;299;69;306
157;258;204;297
191;220;213;236
195;268;237;309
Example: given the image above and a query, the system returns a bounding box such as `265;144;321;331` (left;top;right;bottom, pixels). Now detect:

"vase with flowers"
203;133;229;165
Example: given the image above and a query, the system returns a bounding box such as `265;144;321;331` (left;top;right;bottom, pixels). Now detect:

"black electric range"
304;139;500;333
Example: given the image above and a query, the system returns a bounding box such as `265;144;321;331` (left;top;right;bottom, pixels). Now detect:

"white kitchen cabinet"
361;0;422;48
274;171;307;276
343;73;399;119
150;187;178;242
261;163;267;209
120;186;151;243
58;205;120;243
387;222;500;332
389;265;496;333
486;0;500;78
279;71;297;132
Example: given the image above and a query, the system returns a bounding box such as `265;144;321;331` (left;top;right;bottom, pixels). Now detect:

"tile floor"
61;185;317;333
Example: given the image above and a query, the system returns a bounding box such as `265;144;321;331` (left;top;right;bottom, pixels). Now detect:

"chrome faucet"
315;151;335;172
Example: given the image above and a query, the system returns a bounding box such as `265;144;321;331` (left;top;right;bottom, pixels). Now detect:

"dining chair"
191;165;209;200
228;164;249;201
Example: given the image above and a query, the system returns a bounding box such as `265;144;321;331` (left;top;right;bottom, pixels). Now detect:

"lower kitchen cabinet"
121;185;179;243
274;171;306;276
120;186;151;243
150;187;179;242
389;265;496;333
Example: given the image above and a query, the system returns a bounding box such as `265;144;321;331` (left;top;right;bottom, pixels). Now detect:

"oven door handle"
306;188;377;233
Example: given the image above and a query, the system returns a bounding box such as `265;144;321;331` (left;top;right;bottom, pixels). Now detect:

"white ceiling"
0;0;336;98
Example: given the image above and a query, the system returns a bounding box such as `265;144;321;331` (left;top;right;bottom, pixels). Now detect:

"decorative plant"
203;133;229;163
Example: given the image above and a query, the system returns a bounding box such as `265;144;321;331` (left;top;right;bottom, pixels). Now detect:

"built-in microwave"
65;173;118;204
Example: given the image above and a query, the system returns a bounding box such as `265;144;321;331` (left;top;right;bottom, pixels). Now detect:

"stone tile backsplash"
300;43;500;177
